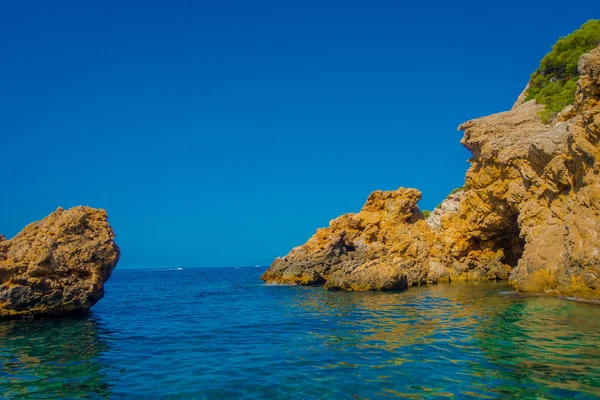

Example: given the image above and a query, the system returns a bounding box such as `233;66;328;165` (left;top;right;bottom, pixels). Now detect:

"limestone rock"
0;206;120;318
261;188;433;290
512;82;531;109
426;190;464;230
262;45;600;300
556;104;576;122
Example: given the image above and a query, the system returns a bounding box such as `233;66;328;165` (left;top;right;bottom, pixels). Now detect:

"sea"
0;267;599;399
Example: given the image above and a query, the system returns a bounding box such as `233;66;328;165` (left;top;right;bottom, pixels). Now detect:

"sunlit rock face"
0;206;120;318
261;188;435;291
262;45;600;300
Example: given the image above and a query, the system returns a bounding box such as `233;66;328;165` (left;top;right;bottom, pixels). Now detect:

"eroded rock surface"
261;188;434;290
0;206;120;318
262;45;600;300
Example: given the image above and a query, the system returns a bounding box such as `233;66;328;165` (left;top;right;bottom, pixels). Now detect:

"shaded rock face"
0;207;120;318
262;45;600;300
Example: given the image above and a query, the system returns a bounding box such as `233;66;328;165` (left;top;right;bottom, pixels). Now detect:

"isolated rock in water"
0;206;120;318
262;45;600;300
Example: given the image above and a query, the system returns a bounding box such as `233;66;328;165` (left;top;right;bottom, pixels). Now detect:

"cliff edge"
262;44;600;301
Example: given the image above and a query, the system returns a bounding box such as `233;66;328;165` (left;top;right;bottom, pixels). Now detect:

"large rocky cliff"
261;45;600;301
0;206;120;318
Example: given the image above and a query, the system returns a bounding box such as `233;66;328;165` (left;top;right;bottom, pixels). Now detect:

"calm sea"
1;267;599;399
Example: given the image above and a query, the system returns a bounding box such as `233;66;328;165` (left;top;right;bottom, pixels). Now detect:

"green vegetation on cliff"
526;19;600;122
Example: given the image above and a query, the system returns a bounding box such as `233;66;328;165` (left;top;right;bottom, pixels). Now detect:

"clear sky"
0;1;596;268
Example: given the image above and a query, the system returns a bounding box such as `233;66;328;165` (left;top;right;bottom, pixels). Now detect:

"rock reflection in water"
476;297;600;398
0;315;113;398
1;269;599;399
288;282;600;398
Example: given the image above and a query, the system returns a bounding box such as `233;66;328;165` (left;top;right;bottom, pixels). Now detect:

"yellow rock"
0;207;120;318
262;46;600;300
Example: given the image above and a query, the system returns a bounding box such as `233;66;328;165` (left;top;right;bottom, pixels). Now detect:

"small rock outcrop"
261;188;434;290
262;45;600;301
0;206;120;318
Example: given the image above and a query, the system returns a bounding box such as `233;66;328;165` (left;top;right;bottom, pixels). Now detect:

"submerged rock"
0;206;120;318
262;45;600;300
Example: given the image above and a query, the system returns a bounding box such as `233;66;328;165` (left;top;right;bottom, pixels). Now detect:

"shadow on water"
0;314;113;399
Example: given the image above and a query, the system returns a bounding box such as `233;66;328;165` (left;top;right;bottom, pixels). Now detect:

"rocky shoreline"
261;45;600;301
1;35;598;320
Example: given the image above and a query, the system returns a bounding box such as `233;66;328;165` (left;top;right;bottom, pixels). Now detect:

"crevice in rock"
465;208;525;271
494;212;525;268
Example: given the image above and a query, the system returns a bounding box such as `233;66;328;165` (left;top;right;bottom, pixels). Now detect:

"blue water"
1;268;599;399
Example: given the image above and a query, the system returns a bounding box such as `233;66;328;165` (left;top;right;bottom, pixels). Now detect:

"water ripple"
0;268;599;399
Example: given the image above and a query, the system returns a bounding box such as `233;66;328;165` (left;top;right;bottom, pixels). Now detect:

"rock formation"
261;188;435;291
0;206;120;318
262;45;600;301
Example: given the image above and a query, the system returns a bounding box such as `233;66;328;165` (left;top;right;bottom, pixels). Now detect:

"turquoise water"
1;268;599;399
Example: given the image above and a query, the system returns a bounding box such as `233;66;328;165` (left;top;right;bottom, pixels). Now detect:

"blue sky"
0;1;596;268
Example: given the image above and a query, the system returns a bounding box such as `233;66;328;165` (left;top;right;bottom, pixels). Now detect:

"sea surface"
0;267;599;399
